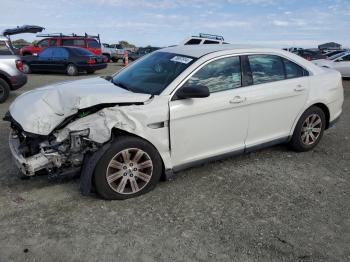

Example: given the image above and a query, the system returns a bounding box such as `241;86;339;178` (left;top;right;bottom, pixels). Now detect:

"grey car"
0;36;27;102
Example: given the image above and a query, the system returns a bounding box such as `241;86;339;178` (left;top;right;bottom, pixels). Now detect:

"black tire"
0;78;10;103
290;106;326;152
22;63;31;74
111;57;118;63
66;63;78;76
87;70;95;74
94;136;162;200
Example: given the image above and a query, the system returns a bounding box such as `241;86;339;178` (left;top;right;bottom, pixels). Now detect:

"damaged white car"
5;45;344;200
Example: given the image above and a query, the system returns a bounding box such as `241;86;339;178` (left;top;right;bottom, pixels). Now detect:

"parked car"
182;33;226;45
101;43;120;62
294;49;326;60
6;45;343;200
128;47;161;61
324;50;347;58
313;51;350;77
109;43;125;62
0;36;27;103
21;46;107;76
20;33;102;56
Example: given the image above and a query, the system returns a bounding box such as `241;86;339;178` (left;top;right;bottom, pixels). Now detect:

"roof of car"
158;44;278;58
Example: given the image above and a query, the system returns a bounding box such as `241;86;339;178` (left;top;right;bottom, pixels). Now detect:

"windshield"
328;52;347;60
112;52;196;95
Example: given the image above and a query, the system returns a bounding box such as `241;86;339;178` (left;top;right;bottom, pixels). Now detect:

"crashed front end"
6;112;97;177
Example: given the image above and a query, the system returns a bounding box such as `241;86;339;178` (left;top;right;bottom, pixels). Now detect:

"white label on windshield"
171;56;193;64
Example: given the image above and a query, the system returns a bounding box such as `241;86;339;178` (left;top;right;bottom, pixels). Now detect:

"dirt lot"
0;64;349;262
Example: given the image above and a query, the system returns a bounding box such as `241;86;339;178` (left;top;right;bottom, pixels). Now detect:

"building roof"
318;42;341;48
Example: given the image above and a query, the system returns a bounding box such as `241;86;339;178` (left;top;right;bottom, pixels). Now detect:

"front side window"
185;39;202;45
52;48;69;58
87;39;100;48
185;56;241;93
112;52;196;95
39;48;53;58
248;55;285;84
38;39;49;48
203;40;220;44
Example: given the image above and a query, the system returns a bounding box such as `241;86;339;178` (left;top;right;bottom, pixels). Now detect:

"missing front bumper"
9;131;50;176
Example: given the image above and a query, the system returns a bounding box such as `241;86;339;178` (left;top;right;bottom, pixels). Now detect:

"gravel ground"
0;64;349;262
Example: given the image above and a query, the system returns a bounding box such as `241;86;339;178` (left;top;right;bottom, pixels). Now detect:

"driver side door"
169;55;249;168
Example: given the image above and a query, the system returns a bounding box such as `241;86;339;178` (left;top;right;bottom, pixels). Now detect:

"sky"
0;0;349;48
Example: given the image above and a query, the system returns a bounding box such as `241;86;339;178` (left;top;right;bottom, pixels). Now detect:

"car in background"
20;33;102;56
128;47;161;61
6;45;343;199
313;51;350;77
0;36;27;103
101;43;118;62
324;50;347;58
293;49;326;61
181;33;226;45
109;43;126;62
21;46;107;76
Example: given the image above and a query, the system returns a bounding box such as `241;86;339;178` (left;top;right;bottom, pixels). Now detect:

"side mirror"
175;85;210;100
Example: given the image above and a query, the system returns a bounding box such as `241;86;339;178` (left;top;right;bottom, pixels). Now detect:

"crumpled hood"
9;77;151;135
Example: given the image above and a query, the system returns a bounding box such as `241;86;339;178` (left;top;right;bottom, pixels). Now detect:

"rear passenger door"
243;54;310;148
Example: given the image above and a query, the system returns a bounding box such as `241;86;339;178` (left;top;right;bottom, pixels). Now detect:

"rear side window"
50;39;58;46
248;55;285;85
87;39;100;48
185;39;202;45
283;58;308;78
185;56;241;93
341;55;350;61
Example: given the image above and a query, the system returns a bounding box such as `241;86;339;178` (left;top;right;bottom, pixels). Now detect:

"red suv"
20;33;102;56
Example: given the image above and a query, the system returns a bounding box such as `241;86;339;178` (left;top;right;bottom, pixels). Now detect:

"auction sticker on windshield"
170;56;193;64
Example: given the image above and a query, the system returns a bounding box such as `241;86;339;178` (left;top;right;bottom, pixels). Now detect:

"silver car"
313;51;350;77
0;36;27;103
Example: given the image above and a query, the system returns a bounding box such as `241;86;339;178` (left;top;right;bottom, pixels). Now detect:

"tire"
66;64;78;76
103;55;111;63
87;70;95;74
94;136;163;200
111;57;118;63
22;63;31;74
0;78;10;103
290;106;326;152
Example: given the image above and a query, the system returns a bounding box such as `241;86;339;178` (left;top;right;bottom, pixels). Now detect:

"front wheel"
94;136;162;200
290;106;326;152
66;64;78;76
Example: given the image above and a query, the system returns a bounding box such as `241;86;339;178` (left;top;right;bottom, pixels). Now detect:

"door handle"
229;96;246;104
294;85;306;92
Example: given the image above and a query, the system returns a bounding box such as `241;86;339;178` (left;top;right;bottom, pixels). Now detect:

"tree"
119;40;136;48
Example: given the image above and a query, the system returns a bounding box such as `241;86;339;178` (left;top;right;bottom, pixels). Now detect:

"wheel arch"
311;102;330;129
0;72;11;88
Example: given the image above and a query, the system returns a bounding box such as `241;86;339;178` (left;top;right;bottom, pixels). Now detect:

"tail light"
87;58;96;64
15;60;24;72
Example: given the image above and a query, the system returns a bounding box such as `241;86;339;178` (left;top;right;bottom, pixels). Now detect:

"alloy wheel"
301;114;322;146
106;148;153;194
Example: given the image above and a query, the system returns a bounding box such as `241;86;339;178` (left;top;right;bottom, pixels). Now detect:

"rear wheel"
22;63;31;74
94;136;162;200
66;64;78;76
0;78;10;103
290;106;326;152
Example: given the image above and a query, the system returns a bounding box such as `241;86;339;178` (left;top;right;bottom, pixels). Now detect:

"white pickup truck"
101;43;119;62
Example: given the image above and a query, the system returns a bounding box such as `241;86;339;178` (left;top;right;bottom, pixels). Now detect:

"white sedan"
313;51;350;77
6;45;344;199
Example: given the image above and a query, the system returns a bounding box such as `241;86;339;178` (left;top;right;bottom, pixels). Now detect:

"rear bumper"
10;73;27;90
78;63;107;71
